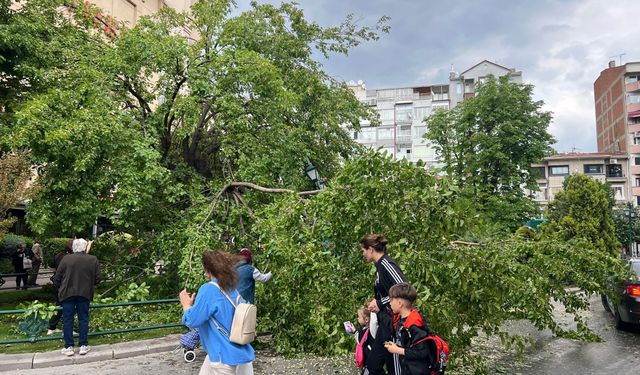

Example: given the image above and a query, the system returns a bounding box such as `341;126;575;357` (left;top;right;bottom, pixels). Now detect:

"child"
355;304;375;373
383;283;434;375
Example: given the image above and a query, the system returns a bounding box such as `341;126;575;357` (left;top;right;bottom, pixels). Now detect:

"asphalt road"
8;294;640;375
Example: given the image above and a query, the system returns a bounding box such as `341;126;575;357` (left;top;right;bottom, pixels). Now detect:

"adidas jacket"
374;254;408;312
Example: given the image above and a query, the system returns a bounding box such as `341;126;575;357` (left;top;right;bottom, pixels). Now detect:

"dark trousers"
48;294;62;330
15;271;28;289
62;296;90;347
365;311;399;375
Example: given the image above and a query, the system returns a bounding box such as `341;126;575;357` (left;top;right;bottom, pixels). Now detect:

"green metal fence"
0;298;183;344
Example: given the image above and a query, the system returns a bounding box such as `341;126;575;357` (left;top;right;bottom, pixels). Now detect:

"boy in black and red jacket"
384;283;436;375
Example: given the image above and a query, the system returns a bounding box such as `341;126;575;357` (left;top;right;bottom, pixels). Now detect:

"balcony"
628;102;640;113
627;81;640;93
631;166;640;175
397;134;412;144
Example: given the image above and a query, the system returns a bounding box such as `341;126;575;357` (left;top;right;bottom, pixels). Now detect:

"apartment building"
349;60;522;166
594;60;640;204
527;152;630;206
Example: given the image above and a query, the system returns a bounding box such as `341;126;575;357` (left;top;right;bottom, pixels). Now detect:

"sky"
237;0;640;153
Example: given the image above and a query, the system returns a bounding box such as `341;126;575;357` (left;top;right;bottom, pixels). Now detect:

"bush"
0;234;33;258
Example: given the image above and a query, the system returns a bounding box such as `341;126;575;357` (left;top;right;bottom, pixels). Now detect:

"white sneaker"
61;347;74;356
79;345;90;355
47;329;62;335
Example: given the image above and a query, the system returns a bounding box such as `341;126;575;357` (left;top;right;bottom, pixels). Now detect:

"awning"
629;110;640;118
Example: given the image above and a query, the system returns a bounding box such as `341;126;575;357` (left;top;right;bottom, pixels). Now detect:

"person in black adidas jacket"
360;234;409;375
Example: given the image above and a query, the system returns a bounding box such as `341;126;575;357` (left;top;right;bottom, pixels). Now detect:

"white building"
349;60;522;166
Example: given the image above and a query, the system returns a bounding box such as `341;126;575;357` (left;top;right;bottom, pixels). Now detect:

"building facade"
594;60;640;205
90;0;194;26
527;153;630;206
349;60;522;166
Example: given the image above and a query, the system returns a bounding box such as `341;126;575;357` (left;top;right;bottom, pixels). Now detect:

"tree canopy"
543;174;620;255
424;75;555;229
2;0;387;236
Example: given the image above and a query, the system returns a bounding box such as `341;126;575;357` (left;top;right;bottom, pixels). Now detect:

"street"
7;294;640;375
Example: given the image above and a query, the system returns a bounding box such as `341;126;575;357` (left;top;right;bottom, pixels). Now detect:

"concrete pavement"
0;334;181;373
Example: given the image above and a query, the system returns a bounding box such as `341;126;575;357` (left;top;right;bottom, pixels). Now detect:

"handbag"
23;257;32;269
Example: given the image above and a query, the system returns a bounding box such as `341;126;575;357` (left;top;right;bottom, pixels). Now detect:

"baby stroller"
178;329;200;362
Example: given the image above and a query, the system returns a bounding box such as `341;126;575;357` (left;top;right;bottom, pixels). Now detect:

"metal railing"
0;298;182;344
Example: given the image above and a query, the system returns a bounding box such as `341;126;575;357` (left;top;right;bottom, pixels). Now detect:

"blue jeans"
61;296;90;347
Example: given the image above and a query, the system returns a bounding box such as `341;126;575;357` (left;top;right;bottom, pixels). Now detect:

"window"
625;75;640;84
607;164;623;177
395;104;413;123
456;83;462;94
634;134;640;145
414;107;431;122
612;185;624;200
637;196;640;206
432;85;449;101
628;93;640;105
413;126;427;139
530;166;545;179
631;117;640;125
635;157;640;166
353;131;358;140
464;79;474;92
635;177;640;187
583;164;604;174
377;128;394;140
549;165;569;176
358;128;376;141
378;109;394;122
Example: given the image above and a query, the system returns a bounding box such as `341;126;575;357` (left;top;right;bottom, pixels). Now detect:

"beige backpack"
209;281;257;345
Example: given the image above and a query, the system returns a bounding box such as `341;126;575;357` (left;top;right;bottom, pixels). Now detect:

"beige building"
528;152;630;206
90;0;194;26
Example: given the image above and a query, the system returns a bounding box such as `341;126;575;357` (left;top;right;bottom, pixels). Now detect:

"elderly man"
54;239;100;356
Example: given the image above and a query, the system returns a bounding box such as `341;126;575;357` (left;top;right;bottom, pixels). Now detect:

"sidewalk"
0;334;181;373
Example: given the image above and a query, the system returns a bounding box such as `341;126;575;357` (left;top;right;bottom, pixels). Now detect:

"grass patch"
0;287;184;354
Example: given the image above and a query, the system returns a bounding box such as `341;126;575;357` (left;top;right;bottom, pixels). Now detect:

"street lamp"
304;163;325;190
623;205;637;257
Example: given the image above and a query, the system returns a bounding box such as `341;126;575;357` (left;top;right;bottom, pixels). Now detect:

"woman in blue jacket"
180;250;255;375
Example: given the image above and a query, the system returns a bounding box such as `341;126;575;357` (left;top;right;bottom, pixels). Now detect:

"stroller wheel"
184;350;196;362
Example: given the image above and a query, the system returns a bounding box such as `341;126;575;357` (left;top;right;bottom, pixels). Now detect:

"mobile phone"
343;321;355;334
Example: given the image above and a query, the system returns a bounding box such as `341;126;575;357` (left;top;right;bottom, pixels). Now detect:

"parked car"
601;258;640;329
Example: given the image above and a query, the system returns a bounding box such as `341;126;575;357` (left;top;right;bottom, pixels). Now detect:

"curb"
0;334;181;373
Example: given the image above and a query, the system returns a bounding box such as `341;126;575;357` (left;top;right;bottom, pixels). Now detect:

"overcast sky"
238;0;640;153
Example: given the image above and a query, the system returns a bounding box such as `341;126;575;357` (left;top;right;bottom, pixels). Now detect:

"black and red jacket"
393;310;434;375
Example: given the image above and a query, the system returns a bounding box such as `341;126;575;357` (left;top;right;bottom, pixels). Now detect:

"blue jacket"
236;263;256;304
182;280;254;365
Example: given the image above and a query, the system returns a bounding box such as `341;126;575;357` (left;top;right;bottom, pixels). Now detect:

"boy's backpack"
355;328;369;368
424;334;449;375
210;281;257;345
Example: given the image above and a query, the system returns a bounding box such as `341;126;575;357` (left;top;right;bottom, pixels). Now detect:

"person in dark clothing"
384;283;433;375
360;234;409;375
54;239;100;356
47;239;74;335
11;244;32;290
236;248;272;304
